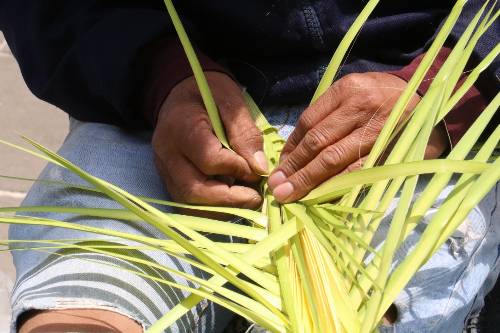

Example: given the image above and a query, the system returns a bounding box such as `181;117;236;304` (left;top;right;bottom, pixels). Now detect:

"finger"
272;129;374;203
337;156;368;176
269;109;358;189
157;151;262;208
211;79;268;175
424;124;449;159
337;124;442;178
280;85;343;162
181;115;260;183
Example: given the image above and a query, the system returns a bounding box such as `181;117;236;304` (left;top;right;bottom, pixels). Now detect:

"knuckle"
218;190;232;206
324;82;341;101
197;149;222;175
346;165;357;173
230;127;262;153
207;71;233;87
348;160;363;172
339;73;364;90
177;183;198;203
281;154;302;175
242;195;263;210
293;170;314;190
190;114;212;131
320;145;346;169
339;74;380;109
297;112;315;132
303;128;330;152
198;159;218;175
180;114;210;143
361;90;380;109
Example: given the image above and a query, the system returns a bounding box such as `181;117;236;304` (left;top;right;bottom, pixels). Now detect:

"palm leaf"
1;1;498;332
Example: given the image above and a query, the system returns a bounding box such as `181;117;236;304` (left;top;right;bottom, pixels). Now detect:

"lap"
9;111;499;333
10;120;225;333
378;179;499;332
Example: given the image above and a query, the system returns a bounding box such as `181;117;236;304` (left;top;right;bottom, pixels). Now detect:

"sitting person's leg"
376;179;499;333
18;309;143;333
10;109;499;333
10;119;233;333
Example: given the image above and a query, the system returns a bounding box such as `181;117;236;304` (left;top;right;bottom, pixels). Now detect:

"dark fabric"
0;0;497;128
480;280;500;333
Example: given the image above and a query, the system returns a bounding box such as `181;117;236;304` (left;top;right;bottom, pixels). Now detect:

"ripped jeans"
9;107;500;333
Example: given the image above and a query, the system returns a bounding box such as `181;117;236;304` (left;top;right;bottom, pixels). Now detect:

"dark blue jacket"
0;1;497;128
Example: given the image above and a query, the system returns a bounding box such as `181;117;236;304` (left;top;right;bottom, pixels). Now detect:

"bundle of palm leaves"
0;0;498;332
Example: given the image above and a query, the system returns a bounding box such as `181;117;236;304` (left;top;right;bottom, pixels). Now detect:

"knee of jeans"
447;199;495;259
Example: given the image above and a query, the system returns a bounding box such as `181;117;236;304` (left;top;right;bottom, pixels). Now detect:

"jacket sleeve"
0;0;174;128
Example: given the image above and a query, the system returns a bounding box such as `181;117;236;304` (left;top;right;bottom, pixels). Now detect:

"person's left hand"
268;72;448;203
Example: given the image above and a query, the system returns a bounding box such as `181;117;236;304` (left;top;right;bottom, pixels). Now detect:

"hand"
152;72;268;208
268;72;448;203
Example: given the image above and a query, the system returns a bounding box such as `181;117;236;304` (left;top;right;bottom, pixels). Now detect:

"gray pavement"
0;31;69;332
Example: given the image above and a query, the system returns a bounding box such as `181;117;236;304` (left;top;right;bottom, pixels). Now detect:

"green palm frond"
1;0;498;332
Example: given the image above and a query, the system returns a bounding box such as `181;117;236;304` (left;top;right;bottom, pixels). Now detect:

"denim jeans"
9;107;499;333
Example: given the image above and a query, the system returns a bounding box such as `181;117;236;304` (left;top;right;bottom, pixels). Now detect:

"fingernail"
273;182;294;202
253;151;269;174
268;171;287;190
279;153;288;163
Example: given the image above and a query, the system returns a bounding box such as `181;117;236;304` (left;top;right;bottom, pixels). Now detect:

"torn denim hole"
447;210;486;259
422;204;484;259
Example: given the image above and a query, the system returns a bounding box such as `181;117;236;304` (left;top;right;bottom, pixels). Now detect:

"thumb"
209;74;268;175
225;106;268;175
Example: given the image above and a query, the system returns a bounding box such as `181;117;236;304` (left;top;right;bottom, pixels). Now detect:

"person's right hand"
152;72;268;209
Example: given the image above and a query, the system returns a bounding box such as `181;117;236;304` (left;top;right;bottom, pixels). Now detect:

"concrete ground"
0;31;69;332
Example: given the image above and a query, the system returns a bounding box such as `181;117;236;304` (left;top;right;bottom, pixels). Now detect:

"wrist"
140;37;232;128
